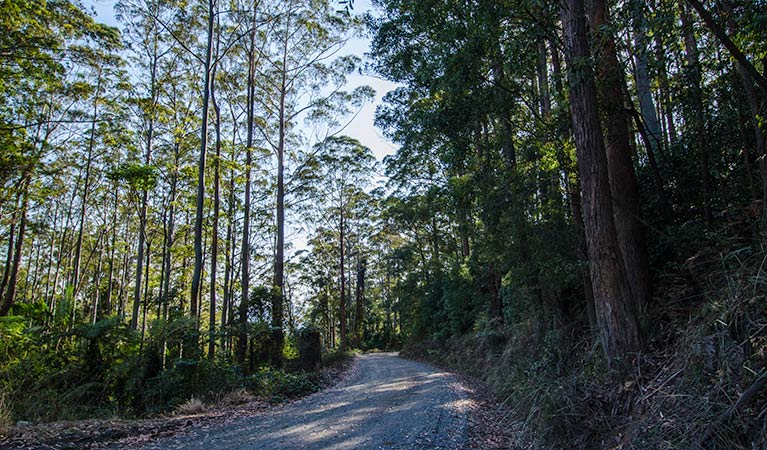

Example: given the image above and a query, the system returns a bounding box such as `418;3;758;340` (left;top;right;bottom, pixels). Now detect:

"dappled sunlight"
133;354;468;449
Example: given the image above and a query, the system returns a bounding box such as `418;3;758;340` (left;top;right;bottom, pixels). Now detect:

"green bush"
248;367;319;402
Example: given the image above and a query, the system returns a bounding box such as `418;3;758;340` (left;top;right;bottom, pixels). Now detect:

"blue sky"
84;0;400;162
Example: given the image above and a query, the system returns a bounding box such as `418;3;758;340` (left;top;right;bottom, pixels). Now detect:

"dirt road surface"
127;353;469;449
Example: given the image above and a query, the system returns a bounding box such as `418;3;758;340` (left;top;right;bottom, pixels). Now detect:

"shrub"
249;367;319;402
174;397;206;415
217;388;254;407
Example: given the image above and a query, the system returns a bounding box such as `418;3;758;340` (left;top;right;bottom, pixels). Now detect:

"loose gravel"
126;352;469;450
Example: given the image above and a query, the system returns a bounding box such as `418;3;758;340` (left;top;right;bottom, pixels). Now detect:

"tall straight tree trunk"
191;0;216;322
92;235;104;323
656;42;677;150
209;34;222;359
273;8;293;366
537;40;551;116
132;55;157;330
338;211;347;351
680;1;714;225
222;134;236;350
561;0;642;367
43;206;57;305
238;19;257;367
106;183;118;315
631;0;663;157
591;0;650;316
72;74;101;299
353;257;366;348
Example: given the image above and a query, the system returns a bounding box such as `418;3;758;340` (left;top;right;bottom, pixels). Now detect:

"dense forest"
1;0;767;448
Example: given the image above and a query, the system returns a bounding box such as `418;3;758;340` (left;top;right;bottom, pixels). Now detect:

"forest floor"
0;353;519;449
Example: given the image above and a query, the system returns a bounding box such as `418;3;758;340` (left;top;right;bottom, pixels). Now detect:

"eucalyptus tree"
255;0;372;362
561;0;641;366
0;0;120;316
589;0;649;317
304;136;376;350
189;0;217;323
116;0;177;328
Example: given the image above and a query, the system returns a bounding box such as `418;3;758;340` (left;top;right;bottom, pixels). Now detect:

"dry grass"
174;397;206;416
217;388;254;407
0;392;11;434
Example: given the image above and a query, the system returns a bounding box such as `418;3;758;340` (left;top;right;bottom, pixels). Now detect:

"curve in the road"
128;353;469;450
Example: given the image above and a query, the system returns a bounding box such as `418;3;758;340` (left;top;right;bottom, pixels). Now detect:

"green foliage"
248;367;319;402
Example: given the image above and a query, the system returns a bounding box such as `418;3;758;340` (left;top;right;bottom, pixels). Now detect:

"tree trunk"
561;0;642;367
339;212;347;351
191;0;216;322
630;0;663;158
1;176;30;316
72;74;101;300
131;56;157;330
273;11;292;366
208;17;222;360
685;0;767;94
106;183;119;316
0;220;15;300
353;257;366;348
680;0;714;225
238;20;257;367
591;0;650;316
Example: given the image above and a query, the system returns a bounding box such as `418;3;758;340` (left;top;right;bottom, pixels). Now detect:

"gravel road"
129;353;469;449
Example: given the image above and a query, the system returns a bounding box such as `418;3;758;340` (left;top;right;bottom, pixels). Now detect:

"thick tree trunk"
654;32;678;148
561;0;642;366
591;0;650;316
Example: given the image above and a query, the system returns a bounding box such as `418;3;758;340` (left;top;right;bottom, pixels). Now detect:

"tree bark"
191;0;216;323
272;7;293;366
561;0;642;366
591;0;650;316
209;37;222;359
238;18;257;367
353;257;366;348
339;211;347;351
630;0;664;162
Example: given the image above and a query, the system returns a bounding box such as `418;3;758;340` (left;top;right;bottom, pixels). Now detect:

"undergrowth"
404;240;767;450
0;317;352;425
